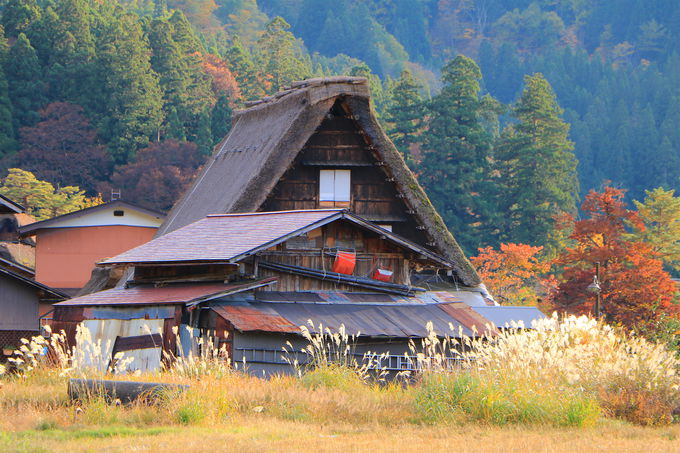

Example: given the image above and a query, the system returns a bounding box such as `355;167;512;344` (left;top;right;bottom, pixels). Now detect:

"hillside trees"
419;56;498;254
106;140;205;212
257;17;311;92
91;8;164;164
0;28;16;157
5;33;44;131
628;187;680;273
14;102;111;194
0;168;102;220
495;73;579;249
383;70;423;162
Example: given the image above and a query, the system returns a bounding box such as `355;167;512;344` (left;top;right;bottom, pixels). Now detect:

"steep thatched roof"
159;76;481;286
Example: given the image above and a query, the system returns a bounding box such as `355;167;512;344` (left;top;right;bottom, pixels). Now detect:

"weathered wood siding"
261;101;429;246
0;273;39;330
256;220;412;291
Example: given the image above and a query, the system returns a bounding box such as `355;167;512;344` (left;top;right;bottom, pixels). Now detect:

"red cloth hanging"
332;251;356;275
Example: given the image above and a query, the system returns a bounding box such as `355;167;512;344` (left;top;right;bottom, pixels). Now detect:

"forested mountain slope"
0;0;678;255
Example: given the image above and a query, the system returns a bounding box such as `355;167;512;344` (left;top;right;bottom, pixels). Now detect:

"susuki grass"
0;313;678;451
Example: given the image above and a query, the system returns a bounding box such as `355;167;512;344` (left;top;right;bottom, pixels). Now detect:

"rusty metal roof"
210;300;476;338
211;304;298;333
208;290;545;338
438;302;498;336
54;279;276;307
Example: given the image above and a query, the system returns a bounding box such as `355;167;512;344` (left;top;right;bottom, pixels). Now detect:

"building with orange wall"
19;201;164;295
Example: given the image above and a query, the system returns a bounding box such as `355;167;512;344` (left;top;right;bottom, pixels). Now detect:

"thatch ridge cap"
235;76;369;116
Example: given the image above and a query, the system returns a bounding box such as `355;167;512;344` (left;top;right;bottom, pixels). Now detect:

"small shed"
19;201;164;295
0;263;67;359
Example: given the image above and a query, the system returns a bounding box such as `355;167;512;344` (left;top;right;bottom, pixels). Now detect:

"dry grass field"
1;411;679;453
1;316;678;452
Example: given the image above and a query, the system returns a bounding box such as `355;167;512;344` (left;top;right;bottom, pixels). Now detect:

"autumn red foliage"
14;102;112;194
103;140;206;212
472;243;556;306
551;187;678;328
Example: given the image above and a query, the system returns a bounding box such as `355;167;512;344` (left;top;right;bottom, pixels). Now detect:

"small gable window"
319;170;351;206
113;210;125;217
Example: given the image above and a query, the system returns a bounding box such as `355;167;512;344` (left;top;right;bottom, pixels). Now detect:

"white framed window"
319;170;351;202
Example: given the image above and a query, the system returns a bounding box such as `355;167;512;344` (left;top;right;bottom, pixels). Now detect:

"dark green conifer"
495;73;579;248
92;10;163;164
383;70;423;162
211;94;232;145
419;56;498;253
5;33;44;130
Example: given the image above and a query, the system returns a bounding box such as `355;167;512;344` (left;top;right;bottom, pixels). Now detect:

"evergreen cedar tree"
419;55;497;255
383;69;423;163
494;73;578;251
551;187;678;329
628;188;680;273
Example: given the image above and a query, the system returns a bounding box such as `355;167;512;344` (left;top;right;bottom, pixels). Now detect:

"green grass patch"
413;372;601;427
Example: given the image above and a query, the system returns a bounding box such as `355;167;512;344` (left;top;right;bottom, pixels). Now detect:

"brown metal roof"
438;302;498;336
211;304;298;333
210;300;477;338
100;210;344;265
54;279;276;307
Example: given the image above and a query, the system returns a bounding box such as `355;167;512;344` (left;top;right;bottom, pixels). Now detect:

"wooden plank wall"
256;221;411;290
260;100;429;246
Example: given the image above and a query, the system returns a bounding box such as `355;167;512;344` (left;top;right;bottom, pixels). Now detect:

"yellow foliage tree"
0;168;102;220
471;243;556;306
629;187;680;272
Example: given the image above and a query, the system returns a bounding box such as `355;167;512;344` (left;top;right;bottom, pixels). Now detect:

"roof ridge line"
206;209;345;218
239;76;368;110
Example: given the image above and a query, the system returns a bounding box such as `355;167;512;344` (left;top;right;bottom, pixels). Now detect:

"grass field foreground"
0;314;678;452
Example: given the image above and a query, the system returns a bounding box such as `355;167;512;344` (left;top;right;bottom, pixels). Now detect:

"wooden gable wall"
256;220;420;292
261;100;429;247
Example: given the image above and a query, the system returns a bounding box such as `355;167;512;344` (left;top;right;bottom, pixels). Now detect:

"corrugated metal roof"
254;291;445;305
471;306;546;328
54;279;275;307
431;290;493;307
211;304;298;333
438;302;498;336
211;300;474;338
100;210;344;265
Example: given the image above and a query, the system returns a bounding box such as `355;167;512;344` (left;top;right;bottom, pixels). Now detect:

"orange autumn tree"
471;243;556;306
551;187;678;328
203;54;241;101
